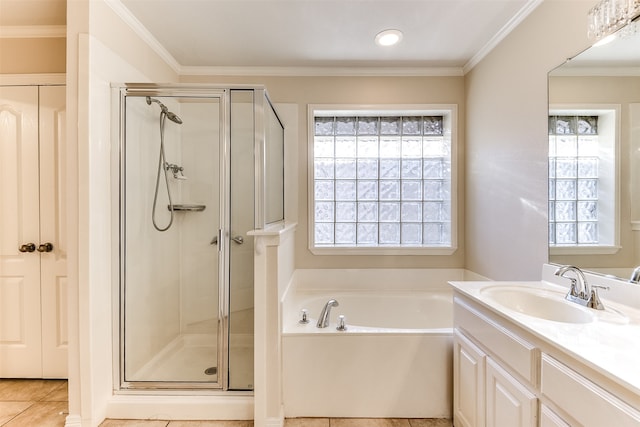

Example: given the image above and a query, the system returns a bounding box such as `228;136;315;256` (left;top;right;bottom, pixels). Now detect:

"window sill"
549;245;621;256
309;246;457;256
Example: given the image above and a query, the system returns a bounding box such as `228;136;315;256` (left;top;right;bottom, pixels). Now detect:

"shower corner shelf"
169;204;206;212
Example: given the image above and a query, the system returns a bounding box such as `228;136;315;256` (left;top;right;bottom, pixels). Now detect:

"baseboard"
64;414;82;427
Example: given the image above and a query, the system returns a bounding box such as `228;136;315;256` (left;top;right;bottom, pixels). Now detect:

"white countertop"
449;279;640;397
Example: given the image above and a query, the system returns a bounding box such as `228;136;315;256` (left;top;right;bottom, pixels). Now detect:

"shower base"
128;333;218;382
127;333;254;387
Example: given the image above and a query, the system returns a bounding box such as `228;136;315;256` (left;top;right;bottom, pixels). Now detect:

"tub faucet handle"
299;309;310;324
336;315;347;331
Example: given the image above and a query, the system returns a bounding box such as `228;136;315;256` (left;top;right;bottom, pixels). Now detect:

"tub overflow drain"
204;367;217;376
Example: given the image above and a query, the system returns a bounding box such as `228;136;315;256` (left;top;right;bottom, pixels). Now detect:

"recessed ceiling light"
375;29;403;47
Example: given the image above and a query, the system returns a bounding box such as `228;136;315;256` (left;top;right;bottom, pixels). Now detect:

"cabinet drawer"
541;354;640;427
454;297;538;384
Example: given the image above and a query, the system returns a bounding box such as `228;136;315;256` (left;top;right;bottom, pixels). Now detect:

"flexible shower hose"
152;111;174;232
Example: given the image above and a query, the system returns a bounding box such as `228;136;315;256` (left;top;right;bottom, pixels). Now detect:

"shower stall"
117;85;284;391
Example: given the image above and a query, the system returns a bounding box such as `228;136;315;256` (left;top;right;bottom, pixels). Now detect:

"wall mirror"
548;19;640;281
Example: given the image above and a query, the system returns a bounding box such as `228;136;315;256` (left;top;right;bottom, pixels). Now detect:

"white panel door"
0;85;67;378
0;86;43;377
39;85;68;378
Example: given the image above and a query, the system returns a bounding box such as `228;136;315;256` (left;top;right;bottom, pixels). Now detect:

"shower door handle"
231;235;244;245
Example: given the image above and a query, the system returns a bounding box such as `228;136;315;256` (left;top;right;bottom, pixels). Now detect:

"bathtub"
281;269;470;419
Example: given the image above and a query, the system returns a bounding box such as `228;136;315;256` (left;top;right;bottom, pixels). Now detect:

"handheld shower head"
146;96;183;124
165;111;183;124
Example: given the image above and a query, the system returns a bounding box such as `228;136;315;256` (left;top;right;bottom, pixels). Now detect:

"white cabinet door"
486;357;537;427
0;85;67;378
454;329;486;427
539;404;571;427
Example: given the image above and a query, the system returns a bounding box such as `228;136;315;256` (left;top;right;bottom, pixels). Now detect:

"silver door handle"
210;236;218;245
232;235;244;244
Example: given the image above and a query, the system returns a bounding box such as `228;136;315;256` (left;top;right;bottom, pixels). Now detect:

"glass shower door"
121;94;224;387
228;90;255;390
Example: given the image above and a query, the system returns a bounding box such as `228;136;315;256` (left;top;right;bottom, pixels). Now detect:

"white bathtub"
281;269;470;419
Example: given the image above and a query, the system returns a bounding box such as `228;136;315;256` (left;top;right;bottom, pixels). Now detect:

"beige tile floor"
0;380;453;427
0;379;68;426
101;419;452;426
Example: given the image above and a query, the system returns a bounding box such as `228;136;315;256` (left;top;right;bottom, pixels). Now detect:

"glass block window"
312;109;454;251
548;110;618;251
549;115;600;245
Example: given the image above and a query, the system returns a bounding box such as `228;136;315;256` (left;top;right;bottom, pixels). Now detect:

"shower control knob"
19;243;36;253
37;243;54;253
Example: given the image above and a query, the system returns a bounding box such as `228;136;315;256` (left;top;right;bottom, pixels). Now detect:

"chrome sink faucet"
554;265;606;310
316;299;339;328
630;266;640;284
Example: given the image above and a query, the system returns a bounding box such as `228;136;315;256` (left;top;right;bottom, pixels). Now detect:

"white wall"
464;0;595;280
66;0;178;424
122;96;182;378
179;101;221;330
182;74;467;270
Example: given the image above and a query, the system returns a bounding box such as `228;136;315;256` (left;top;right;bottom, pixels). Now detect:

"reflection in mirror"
548;19;640;282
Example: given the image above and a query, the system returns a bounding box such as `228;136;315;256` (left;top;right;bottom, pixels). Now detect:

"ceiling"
1;0;547;73
118;0;538;73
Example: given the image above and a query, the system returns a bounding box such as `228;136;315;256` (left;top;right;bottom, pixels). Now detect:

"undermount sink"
480;286;595;324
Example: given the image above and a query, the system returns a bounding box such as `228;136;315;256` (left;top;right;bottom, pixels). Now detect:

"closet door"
0;85;67;378
0;86;42;377
39;85;68;378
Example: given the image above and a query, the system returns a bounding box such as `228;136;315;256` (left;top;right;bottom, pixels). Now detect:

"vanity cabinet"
453;297;538;427
540;354;640;427
452;291;640;427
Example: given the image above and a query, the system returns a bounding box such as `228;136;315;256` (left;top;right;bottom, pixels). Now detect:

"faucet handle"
566;278;579;297
588;285;609;310
299;309;310;324
336;315;347;331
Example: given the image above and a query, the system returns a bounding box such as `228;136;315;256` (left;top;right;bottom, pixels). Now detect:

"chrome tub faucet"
316;299;339;328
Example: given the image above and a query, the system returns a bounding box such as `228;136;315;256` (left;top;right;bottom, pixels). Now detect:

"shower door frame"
117;85;230;391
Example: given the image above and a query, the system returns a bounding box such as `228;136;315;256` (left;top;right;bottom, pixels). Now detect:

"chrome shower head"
146;96;183;124
165;111;183;124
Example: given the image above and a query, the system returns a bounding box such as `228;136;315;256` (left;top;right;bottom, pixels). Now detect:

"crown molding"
0;25;66;38
0;74;66;85
179;65;464;77
105;0;181;74
463;0;543;74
